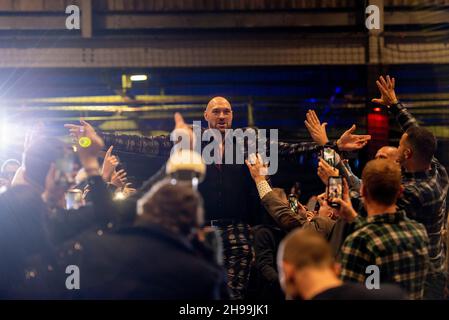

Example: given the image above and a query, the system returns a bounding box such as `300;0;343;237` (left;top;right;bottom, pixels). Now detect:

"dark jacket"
59;222;228;299
100;129;325;224
0;175;114;298
251;225;285;300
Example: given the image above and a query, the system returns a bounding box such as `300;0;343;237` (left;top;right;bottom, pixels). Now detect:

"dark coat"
101;129;324;225
59;222;228;300
0;175;118;299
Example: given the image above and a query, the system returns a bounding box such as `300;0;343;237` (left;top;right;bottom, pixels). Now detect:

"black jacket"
0;175;115;298
59;222;228;299
100;129;325;224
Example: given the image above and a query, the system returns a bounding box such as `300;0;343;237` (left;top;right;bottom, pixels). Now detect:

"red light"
373;107;381;112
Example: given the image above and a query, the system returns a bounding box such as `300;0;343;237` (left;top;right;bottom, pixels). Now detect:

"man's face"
204;98;233;133
375;146;399;163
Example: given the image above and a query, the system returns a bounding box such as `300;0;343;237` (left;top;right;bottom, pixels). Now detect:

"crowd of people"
0;75;447;300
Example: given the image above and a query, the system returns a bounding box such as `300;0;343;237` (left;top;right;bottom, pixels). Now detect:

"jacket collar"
355;211;406;229
402;162;436;180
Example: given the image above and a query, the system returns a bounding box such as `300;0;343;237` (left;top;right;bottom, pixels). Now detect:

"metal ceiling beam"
102;12;357;29
81;0;93;38
0;8;449;31
0;40;366;67
385;10;449;25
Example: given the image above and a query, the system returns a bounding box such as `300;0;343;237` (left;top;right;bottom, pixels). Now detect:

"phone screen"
322;148;336;167
55;147;76;189
288;194;299;213
328;176;343;208
66;189;84;210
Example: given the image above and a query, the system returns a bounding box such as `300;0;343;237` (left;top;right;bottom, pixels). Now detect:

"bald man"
278;229;406;300
336;145;399;195
204;97;233;133
67;96;369;299
375;146;399;162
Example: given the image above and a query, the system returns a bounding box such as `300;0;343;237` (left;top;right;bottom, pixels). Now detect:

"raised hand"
304;110;329;146
111;169;128;189
317;158;339;186
101;146;118;182
24;122;45;151
337;125;371;151
245;153;268;183
171;112;195;150
64;120;104;172
122;183;137;197
372;75;399;107
330;178;358;222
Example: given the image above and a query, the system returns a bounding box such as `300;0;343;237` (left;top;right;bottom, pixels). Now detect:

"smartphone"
322;147;336;167
327;176;343;208
55;147;76;190
66;189;84;210
306;197;318;212
288;194;299;213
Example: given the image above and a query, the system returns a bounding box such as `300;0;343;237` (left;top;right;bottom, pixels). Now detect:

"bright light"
114;191;126;201
130;75;148;82
373;107;381;112
0;119;29;151
0;121;18;150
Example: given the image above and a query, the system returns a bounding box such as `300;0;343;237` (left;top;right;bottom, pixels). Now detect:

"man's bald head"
278;229;333;270
375;146;399;163
206;96;231;112
277;229;336;299
204;96;233;133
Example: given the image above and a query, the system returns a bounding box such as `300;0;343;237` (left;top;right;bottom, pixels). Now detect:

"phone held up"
54;146;76;190
327;176;343;208
321;147;336;167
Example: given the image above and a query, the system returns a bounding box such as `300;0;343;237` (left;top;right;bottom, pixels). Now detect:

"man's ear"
282;262;294;279
359;181;365;198
204;111;209;122
281;261;297;288
404;147;412;160
333;262;342;277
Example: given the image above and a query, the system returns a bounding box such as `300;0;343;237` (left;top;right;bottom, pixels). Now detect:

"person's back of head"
23;136;65;190
361;159;402;207
1;158;21;173
137;180;203;237
277;229;339;299
1;159;21;184
399;126;436;170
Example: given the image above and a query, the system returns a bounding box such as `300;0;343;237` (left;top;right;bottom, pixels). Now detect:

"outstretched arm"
65;120;174;157
304;109;371;152
99;132;173;156
372;75;419;132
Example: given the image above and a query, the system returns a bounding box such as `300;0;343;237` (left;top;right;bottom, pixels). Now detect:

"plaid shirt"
391;103;449;274
339;211;430;300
